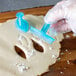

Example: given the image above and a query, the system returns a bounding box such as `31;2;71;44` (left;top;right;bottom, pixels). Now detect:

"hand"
44;0;76;33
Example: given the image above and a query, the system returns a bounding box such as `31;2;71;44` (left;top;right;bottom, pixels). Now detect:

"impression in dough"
0;15;64;76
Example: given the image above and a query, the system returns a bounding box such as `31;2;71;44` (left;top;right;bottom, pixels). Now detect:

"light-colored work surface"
0;0;61;12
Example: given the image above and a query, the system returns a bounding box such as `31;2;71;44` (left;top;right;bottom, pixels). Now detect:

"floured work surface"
0;15;64;76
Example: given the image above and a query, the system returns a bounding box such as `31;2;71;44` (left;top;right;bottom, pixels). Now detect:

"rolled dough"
0;15;64;76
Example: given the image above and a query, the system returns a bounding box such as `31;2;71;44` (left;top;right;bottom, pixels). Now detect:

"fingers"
52;19;71;33
44;1;67;24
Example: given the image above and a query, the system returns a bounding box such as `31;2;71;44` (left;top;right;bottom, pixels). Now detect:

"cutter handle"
41;23;50;33
16;12;29;32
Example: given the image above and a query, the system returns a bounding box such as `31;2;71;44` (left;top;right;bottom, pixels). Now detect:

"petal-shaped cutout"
32;39;44;53
14;45;26;59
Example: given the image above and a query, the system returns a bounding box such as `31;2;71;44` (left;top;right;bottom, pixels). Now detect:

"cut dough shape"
65;35;70;39
0;15;64;76
73;33;76;37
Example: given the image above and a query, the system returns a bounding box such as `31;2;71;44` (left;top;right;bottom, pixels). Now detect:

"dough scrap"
0;15;64;76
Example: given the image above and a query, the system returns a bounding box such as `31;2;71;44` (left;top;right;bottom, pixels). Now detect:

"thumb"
44;1;67;24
